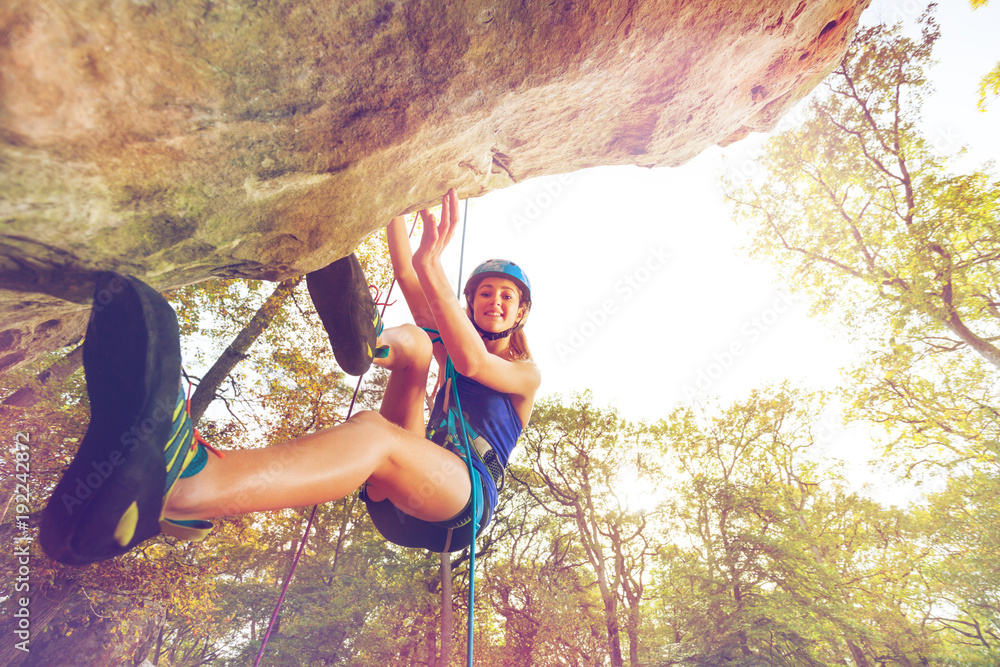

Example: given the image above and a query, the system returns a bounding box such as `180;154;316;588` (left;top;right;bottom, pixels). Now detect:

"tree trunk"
438;552;453;667
2;344;83;408
4;585;165;667
795;515;872;666
626;606;641;666
188;277;302;423
603;592;624;667
941;312;1000;370
0;575;79;667
153;622;165;665
845;636;872;667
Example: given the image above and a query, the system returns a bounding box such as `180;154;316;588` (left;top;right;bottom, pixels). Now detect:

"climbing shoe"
158;386;215;543
306;253;383;376
40;273;209;565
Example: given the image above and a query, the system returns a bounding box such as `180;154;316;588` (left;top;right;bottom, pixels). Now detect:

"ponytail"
508;328;532;361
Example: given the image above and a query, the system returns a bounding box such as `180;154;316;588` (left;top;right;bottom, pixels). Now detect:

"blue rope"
446;359;480;667
428;198;479;666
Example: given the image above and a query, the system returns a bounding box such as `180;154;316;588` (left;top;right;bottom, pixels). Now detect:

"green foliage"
511;392;665;667
482;473;608;666
651;387;937;666
917;469;1000;662
726;10;1000;371
723;7;1000;665
970;0;999;111
978;63;1000;111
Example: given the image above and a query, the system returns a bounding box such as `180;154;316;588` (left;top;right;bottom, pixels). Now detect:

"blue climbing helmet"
463;259;532;340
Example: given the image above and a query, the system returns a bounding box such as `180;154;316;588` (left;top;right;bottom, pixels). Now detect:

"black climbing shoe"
306;253;383;376
40;273;204;565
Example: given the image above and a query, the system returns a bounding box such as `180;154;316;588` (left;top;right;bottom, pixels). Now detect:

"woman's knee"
347;410;405;455
387;323;433;367
349;409;391;428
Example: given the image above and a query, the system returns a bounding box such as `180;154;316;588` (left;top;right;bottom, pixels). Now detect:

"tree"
916;469;1000;664
184;276;302;423
651;387;939;666
509;392;663;667
727;9;1000;371
1;344;83;409
478;479;607;666
723;10;1000;664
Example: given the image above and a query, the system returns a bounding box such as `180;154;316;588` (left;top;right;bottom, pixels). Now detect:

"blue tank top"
427;370;523;516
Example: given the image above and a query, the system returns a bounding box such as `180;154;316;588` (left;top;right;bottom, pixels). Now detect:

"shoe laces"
370;284;396;310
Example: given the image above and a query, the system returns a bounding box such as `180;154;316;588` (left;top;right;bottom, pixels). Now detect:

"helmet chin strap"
470;314;524;341
473;320;515;341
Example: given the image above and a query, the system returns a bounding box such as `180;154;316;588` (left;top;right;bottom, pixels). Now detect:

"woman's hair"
508;326;532;362
465;276;533;362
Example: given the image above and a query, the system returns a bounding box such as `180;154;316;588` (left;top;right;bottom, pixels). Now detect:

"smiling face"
469;277;525;333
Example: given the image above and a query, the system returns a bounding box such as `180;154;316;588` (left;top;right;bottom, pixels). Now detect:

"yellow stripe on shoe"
159;386;217;542
163;388;199;499
114;501;140;547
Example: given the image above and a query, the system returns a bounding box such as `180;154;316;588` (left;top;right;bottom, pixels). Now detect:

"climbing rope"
448;360;480;667
255;202;482;666
454;196;480;667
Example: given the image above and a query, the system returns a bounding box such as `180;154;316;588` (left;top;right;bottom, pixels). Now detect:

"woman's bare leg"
373;324;432;435
164;410;470;523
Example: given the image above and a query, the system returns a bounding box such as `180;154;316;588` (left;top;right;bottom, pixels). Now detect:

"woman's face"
470;277;524;333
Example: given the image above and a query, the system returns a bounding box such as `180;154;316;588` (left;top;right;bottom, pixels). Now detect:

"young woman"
362;188;540;551
41;189;540;564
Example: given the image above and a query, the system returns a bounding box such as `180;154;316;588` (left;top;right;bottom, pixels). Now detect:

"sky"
376;0;1000;431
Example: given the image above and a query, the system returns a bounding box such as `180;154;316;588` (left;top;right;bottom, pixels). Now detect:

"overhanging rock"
0;0;870;374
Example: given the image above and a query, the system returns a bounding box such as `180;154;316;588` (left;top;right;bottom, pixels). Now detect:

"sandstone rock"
0;0;869;374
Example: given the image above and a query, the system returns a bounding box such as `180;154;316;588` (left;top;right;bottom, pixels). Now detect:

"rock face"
0;0;869;374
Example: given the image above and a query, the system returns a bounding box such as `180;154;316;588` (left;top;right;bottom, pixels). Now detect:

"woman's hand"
412;188;460;272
